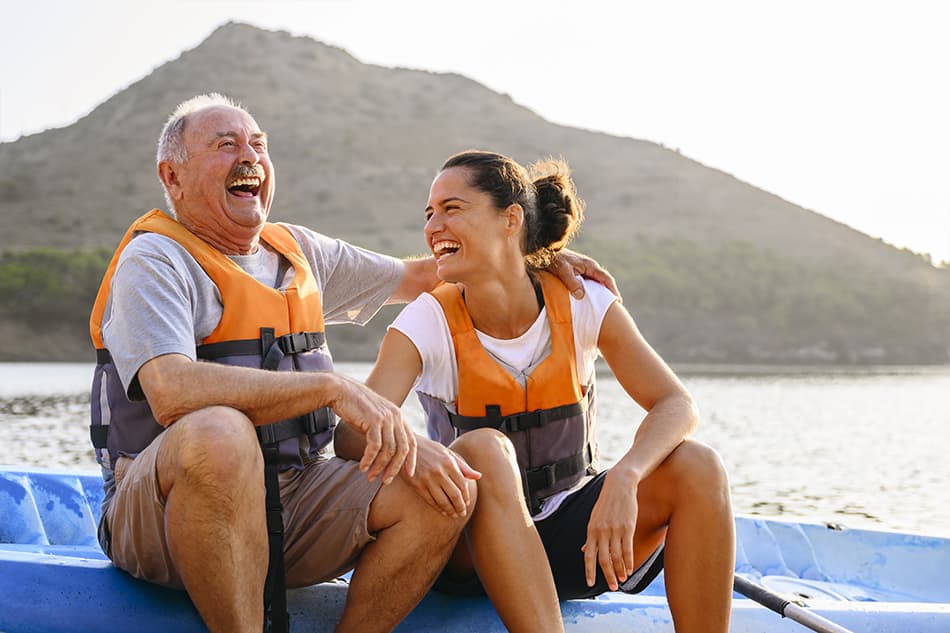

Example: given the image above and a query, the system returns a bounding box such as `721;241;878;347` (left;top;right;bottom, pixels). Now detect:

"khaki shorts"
105;431;383;589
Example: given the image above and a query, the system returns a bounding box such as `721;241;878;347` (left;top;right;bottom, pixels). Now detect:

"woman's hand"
405;436;482;518
582;469;639;590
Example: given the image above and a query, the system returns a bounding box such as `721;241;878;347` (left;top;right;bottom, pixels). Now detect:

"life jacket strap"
522;447;593;516
448;400;587;433
89;424;110;449
255;410;332;445
196;331;327;364
261;445;289;633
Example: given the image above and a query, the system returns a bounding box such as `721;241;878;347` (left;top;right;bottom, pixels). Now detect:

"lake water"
2;362;948;538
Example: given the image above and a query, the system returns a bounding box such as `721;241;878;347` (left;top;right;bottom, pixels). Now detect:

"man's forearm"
387;256;440;304
139;353;346;427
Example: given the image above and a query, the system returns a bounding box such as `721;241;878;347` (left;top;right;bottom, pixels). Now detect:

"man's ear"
158;161;182;201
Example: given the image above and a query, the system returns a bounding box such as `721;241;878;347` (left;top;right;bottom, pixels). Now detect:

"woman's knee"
373;475;471;540
451;428;517;471
665;439;730;497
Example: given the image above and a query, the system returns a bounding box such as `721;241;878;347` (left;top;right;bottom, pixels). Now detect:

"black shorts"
434;471;665;600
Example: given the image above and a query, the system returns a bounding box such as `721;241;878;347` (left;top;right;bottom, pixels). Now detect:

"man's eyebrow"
210;131;268;143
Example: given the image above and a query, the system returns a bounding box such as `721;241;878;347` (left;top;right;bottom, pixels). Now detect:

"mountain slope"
1;22;947;363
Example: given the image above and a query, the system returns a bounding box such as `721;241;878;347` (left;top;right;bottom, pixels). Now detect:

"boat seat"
0;470;102;549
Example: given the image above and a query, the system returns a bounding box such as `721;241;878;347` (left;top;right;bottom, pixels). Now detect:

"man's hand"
404;436;481;518
329;374;417;485
548;249;621;301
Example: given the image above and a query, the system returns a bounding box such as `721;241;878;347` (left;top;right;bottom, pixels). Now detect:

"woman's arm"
582;301;699;590
340;328;481;517
334;328;424;476
598;303;698;480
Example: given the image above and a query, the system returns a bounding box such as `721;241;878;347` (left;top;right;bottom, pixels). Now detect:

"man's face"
164;106;276;243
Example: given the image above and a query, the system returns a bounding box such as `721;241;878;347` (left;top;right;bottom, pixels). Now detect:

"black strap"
256;411;329;445
261;445;289;633
89;424;110;449
448;401;587;433
530;274;545;309
522;448;592;516
196;331;326;363
96;348;112;364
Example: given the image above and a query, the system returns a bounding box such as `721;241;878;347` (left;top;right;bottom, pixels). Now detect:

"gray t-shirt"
101;222;404;396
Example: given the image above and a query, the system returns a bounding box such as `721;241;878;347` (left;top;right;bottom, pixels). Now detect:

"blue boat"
1;466;948;632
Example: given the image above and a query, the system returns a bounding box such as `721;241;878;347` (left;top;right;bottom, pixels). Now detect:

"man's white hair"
156;93;248;214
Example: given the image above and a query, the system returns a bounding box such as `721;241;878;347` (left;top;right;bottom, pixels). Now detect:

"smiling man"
88;94;468;633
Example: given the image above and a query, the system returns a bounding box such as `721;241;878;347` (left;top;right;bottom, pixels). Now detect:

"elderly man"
89;93;611;633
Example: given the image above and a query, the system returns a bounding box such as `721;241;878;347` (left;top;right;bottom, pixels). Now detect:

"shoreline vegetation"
3;242;949;365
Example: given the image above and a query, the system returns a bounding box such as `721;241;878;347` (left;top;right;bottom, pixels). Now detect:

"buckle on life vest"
256;412;328;446
261;329;327;371
505;411;542;433
536;463;558;489
278;332;324;354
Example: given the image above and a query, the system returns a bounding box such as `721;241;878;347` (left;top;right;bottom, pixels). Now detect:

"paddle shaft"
733;575;855;633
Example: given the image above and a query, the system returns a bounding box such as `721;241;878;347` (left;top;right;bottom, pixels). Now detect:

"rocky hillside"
1;22;947;364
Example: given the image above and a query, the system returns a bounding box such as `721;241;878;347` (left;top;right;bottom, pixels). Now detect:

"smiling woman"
364;149;735;633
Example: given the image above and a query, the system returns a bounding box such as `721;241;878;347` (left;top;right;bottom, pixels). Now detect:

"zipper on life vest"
521;369;534;469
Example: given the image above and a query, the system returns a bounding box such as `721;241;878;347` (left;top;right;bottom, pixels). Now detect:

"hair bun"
525;159;585;268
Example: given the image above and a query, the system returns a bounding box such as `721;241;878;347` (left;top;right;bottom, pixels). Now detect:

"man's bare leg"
634;439;735;633
157;406;267;633
451;429;565;633
334;475;471;633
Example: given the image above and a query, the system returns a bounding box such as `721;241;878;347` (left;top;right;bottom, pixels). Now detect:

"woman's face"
424;167;520;282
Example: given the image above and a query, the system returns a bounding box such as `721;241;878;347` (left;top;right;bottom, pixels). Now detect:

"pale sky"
3;0;949;262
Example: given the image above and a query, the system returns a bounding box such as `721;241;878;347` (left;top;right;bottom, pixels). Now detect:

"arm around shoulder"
387;257;440;305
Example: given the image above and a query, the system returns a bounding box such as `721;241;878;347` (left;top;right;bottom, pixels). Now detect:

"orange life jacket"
89;210;334;470
420;271;598;514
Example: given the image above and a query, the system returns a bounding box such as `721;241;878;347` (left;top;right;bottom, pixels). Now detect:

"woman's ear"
505;203;525;234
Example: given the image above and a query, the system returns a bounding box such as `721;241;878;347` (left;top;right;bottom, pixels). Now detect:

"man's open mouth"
227;176;262;198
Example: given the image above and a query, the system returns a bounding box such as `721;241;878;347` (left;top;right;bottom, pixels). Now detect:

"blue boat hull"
2;467;948;632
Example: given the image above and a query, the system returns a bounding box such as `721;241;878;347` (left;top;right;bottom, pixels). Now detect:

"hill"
1;22;948;364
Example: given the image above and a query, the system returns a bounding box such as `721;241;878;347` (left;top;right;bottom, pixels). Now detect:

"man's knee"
159;406;262;494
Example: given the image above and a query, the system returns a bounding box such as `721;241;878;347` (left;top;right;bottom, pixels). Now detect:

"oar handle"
733;575;855;633
734;574;791;614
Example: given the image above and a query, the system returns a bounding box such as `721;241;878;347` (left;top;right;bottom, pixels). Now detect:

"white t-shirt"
390;277;617;520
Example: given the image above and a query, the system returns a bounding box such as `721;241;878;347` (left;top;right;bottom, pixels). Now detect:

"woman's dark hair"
441;150;585;268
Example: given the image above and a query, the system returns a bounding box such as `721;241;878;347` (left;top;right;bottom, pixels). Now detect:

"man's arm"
139;353;416;483
386;257;441;305
388;249;619;305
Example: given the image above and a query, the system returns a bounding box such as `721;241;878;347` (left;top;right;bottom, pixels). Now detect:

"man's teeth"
228;177;261;188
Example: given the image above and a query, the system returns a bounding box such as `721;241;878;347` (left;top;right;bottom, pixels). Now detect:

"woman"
359;150;734;632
